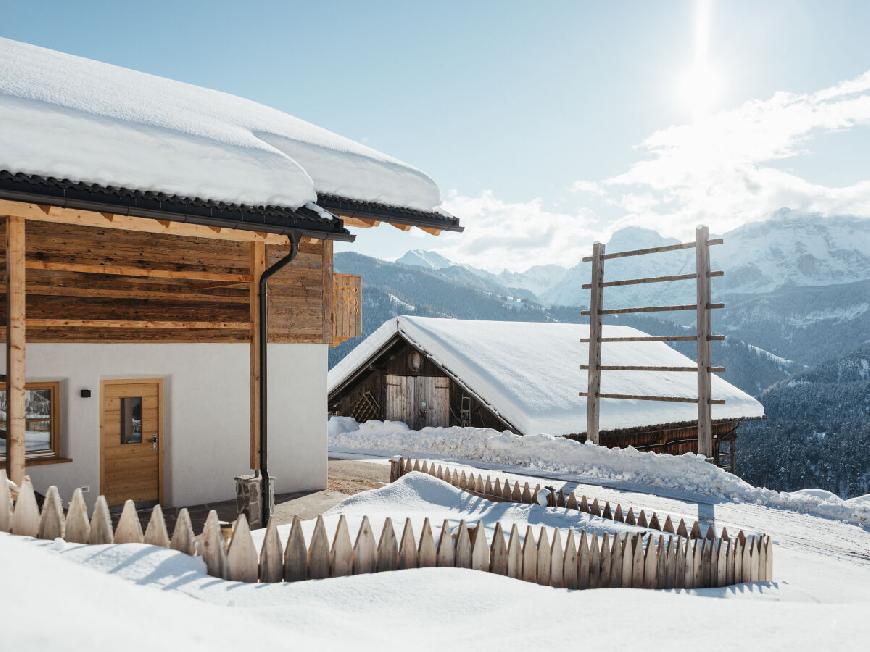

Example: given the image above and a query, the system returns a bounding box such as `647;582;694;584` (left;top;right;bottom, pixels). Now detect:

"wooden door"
100;379;163;507
385;374;414;425
416;376;450;427
385;375;450;429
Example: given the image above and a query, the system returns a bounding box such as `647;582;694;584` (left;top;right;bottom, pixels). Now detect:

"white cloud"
593;70;870;237
434;190;600;272
570;179;606;196
428;71;870;274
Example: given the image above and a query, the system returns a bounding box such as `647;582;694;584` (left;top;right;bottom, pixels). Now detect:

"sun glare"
678;0;724;121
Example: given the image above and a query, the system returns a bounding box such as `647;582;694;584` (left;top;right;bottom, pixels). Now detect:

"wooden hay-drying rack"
580;225;724;459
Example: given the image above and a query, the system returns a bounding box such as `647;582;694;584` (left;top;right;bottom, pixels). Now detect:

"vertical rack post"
695;225;712;458
586;241;605;444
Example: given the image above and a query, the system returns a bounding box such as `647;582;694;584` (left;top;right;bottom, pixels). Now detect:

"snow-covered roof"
0;38;443;214
328;316;764;436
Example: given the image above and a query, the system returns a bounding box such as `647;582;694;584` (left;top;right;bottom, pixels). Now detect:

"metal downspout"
259;232;299;527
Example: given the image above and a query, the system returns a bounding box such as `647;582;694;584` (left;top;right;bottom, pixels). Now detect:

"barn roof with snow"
0;37;461;237
328;316;764;437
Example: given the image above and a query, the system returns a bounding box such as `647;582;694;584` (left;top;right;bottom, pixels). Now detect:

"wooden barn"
0;38;461;513
327;317;763;470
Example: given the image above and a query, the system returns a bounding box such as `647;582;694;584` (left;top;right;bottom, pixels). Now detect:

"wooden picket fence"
0;469;772;588
390;457;754;543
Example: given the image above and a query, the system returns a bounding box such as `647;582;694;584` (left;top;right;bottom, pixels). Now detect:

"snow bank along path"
328;418;870;527
327;317;763;436
0;37;440;211
5;472;870;651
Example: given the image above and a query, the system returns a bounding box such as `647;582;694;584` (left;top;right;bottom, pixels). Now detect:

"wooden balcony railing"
332;274;362;346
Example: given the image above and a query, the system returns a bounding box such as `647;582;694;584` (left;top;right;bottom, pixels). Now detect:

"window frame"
0;380;62;464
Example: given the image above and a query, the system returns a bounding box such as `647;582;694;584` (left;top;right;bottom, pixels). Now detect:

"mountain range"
334;209;870;497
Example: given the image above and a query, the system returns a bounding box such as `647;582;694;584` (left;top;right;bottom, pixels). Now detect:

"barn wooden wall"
0;220;332;344
329;338;514;432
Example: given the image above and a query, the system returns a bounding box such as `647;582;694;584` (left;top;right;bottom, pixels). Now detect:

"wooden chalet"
328;317;764;470
0;38;461;511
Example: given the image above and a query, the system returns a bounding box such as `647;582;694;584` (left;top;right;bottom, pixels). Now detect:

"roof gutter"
259;232;300;527
0;186;355;242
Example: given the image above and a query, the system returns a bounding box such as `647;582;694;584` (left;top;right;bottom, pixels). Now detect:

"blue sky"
4;1;870;270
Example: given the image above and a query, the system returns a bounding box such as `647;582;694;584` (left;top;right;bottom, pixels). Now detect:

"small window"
0;381;61;461
120;396;143;444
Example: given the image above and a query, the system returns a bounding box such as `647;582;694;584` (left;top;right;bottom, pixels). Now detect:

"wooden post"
695;225;713;459
321;239;334;345
5;215;26;485
586;241;605;444
249;241;266;469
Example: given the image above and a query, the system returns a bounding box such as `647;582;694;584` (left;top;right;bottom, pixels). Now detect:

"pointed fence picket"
395;454;746;547
0;472;772;590
64;489;90;544
144;505;170;548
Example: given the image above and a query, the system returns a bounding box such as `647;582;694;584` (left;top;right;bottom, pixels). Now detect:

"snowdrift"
0;37;440;211
329;418;870;527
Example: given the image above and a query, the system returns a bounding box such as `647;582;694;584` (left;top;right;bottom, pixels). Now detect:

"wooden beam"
26;319;250;329
579;392;725;405
580;335;726;343
25;260;251;283
696;225;714;458
0;199;291;245
581;303;724;316
581;238;724;262
322;240;334;346
9;284;247;304
4;215;26;485
249;242;266;470
582;270;724;289
341;216;379;228
586;242;604;444
580;365;725;372
390;223;412;232
419;227;442;236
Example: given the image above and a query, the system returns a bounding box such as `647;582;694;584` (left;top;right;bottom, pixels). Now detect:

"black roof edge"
0;171;355;242
317;194;463;232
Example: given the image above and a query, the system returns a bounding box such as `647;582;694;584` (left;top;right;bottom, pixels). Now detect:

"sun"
678;63;724;121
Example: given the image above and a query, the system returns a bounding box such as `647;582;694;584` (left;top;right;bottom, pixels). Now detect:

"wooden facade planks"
0;217;357;345
332;273;362;345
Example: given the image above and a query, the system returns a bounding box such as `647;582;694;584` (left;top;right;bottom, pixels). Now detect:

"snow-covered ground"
5;472;870;651
329;418;870;526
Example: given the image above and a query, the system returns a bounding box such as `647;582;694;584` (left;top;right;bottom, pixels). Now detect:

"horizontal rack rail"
582;238;723;262
579;391;726;405
580;335;725;343
579;364;725;373
582;270;724;290
581;303;724;316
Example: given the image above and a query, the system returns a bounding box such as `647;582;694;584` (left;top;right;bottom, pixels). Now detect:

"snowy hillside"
739;344;870;498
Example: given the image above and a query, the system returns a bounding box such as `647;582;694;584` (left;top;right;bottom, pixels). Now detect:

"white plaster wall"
1;343;327;508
